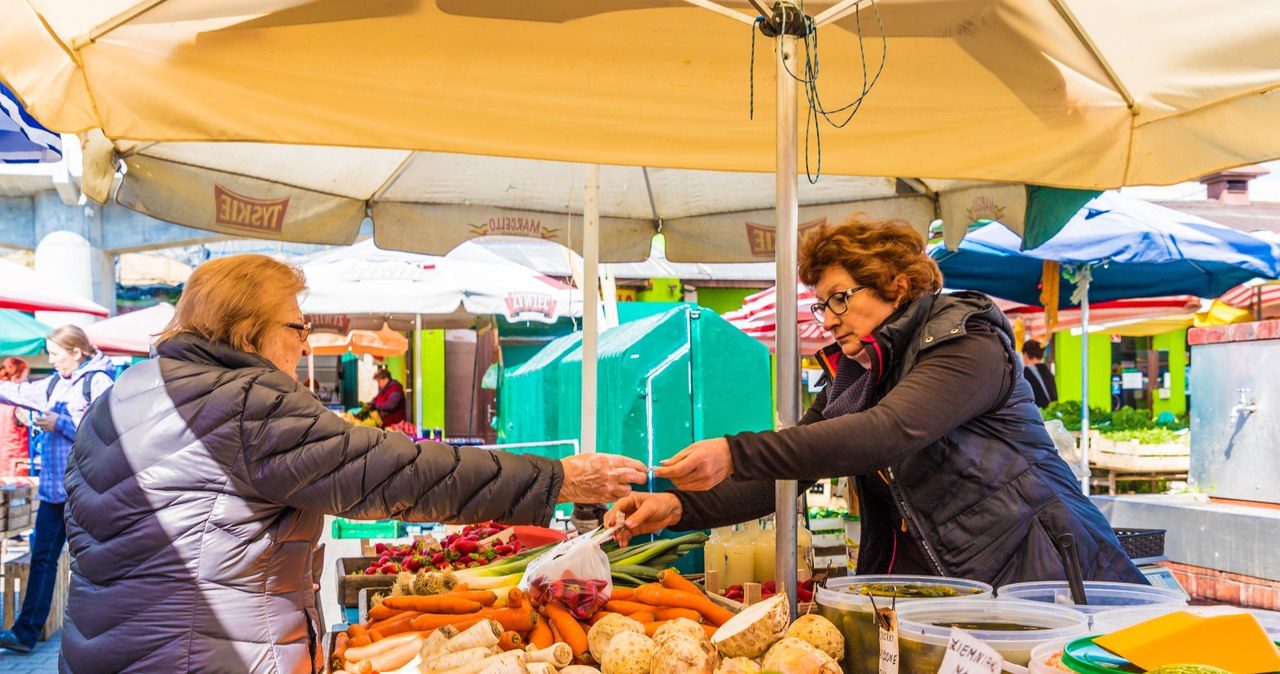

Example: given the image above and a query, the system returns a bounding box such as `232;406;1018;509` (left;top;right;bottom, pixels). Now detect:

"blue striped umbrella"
0;82;61;164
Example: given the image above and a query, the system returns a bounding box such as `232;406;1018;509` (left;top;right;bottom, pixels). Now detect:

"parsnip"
525;642;573;668
433;650;528;674
526;663;556;674
444;619;504;653
421;625;462;660
423;646;500;672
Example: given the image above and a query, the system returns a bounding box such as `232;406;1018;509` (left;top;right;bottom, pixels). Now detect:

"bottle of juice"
796;516;814;582
752;518;777;584
703;526;727;581
724;524;755;587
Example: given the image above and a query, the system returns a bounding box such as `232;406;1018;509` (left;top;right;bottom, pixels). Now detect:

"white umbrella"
82;302;175;355
0;257;110;316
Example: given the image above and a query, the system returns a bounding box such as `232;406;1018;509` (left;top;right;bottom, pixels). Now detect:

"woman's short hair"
158;254;307;353
0;357;29;382
374;368;392;381
1022;339;1046;360
798;213;943;304
48;325;98;359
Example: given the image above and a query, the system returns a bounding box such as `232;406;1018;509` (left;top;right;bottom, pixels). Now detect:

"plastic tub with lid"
895;599;1090;670
1028;637;1080;673
1093;604;1280;639
997;580;1186;623
816;574;992;674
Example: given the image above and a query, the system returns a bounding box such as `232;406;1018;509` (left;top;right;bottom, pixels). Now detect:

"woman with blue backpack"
0;325;113;654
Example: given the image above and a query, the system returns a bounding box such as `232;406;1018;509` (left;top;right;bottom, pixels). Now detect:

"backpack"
45;369;114;405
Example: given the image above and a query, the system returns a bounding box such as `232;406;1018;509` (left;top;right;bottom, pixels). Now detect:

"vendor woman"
608;215;1143;586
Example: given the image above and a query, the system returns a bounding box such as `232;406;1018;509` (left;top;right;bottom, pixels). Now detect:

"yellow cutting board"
1095;611;1280;674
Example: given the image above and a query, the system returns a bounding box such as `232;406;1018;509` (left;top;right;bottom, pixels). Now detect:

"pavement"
0;632;59;673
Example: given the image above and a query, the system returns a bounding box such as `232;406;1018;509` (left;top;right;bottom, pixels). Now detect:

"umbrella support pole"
1079;272;1091;494
415;313;424;438
773;25;802;622
582;165;600;455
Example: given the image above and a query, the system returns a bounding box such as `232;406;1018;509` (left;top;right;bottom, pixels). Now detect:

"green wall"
696;287;763;315
385;355;406;386
419;329;446;431
638;278;682;302
1152;330;1188;418
1053;330;1112;412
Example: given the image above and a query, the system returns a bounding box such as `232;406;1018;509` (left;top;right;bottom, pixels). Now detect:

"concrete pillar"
33;193;115;325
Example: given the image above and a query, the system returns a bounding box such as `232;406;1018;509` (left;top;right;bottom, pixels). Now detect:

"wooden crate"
1091;438;1190;472
334;557;397;607
2;548;70;641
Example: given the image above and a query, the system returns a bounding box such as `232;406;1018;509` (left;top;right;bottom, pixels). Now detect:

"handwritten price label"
877;607;899;674
936;627;1004;674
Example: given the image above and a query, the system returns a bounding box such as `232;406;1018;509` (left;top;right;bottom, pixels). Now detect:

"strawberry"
380;562;399;574
377;556;391;566
403;556;423;573
364;566;380;575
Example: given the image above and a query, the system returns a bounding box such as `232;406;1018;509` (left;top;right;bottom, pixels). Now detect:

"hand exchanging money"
557;453;648;504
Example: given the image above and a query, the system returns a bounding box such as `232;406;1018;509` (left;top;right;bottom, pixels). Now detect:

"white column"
581;165;601;455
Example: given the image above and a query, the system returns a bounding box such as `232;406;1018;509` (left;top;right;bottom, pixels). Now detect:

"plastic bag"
518;526;615;619
1044;419;1089;480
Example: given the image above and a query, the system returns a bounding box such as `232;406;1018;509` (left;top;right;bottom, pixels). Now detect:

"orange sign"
469;215;559;240
744;217;827;257
214;184;289;233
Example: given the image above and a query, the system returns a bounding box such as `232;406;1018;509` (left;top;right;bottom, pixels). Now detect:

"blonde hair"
48;325;98;360
158;254;307;353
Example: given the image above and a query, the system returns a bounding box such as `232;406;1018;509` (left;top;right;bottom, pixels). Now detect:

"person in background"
0;327;114;655
371;367;407;428
1022;339;1058;409
607;216;1141;587
58;254;646;673
0;358;30;477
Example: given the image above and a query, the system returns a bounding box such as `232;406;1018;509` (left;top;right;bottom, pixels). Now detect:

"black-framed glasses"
284;321;312;341
810;287;867;321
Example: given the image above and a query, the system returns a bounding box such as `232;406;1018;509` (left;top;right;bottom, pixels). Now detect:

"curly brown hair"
798;214;942;304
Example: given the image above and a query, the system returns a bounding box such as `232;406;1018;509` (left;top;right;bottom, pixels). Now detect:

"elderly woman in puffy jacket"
608;216;1143;587
59;254;647;674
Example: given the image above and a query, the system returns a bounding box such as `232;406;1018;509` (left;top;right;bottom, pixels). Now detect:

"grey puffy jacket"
61;334;564;673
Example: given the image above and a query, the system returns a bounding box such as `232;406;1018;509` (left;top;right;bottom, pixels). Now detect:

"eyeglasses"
810;287;867;321
284;321;312;341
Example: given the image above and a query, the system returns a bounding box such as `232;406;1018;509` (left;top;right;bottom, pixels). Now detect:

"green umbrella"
0;310;52;356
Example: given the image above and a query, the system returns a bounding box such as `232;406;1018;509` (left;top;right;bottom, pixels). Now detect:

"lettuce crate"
330;518;403;539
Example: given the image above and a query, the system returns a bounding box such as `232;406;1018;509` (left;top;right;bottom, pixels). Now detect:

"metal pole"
415;313;424;438
582;165;601;455
774;27;802;622
1079;269;1091;494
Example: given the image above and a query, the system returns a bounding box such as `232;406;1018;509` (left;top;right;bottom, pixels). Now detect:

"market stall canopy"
117;253;193;287
0;82;59;164
0;310;51;356
307;323;408;358
82;141;1067;261
933;192;1280;307
6;0;1280;192
82;303;174;355
0;257;110;316
298;240;582;327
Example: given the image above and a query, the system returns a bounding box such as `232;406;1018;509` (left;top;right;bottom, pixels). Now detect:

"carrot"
344;631;425;663
657;569;705;596
641;620;668;638
378;595;485;614
653;607;702;623
367;603;407;622
348;634;372;647
506;587;524;610
629;610;655;624
368;629;385;642
374;613;424;638
330;632;349;672
454;583;470;592
498;631;523;651
346;624;369;642
701;623;719;639
604;600;656;615
408;606;537;634
634;586;735;626
447;590;499;607
544;604;591;665
587;611;618;626
529;614;554;649
610;587;635;601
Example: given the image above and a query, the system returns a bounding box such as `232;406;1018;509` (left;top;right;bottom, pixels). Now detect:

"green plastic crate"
330;518;403;539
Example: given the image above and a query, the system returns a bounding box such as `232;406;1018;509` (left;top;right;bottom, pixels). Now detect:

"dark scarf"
822;353;876;419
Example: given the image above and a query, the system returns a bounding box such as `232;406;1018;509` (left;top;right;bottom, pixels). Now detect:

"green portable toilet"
498;332;582;452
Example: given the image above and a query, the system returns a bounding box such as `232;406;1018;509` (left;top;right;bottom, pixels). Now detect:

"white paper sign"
936;627;1003;674
877;607;899;674
1121;371;1144;390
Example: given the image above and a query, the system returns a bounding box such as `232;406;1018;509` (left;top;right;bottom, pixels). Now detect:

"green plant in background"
1102;428;1187;444
1109;406;1154;431
1041;400;1111;431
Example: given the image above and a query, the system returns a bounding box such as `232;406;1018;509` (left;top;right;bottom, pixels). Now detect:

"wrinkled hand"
604;492;683;547
35;412;59;432
557;453;648;504
652;437;733;491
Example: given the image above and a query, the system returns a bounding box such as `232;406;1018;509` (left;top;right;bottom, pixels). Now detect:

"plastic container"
843;516;861;572
1028;637;1080;674
330;518;403;539
752;519;776;584
724;524;754;587
896;599;1090;670
1092;604;1280;639
703;526;727;580
997;580;1186;623
816;574;993;674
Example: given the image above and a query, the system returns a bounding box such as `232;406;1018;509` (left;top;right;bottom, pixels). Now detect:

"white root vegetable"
421;626;462;660
478;655;529;674
760;637;841;674
559;666;604;674
525;663;556;674
651;618;708;647
382;654;423;674
445;620;504;652
784;614;845;661
423;646;501;672
601;631;655;674
713;656;762;674
435;650;528;674
709;593;790;659
587;613;645;663
526;642;574;668
651;632;720;674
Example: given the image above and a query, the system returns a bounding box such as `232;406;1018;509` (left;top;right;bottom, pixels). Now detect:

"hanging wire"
749;16;765;120
749;0;889;183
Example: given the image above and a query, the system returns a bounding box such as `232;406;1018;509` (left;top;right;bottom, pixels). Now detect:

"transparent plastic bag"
518;526;615;619
1044;419;1089;479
